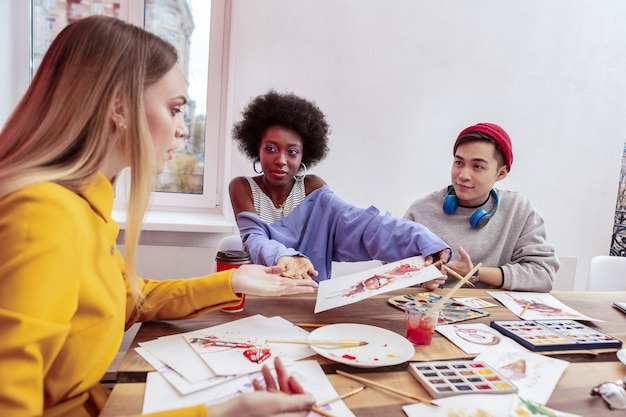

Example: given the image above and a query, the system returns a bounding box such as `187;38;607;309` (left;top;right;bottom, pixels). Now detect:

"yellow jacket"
0;173;241;417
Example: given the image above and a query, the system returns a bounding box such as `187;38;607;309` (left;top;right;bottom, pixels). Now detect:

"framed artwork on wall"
611;141;626;256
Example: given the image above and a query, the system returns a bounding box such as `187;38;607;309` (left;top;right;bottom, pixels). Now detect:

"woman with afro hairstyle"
230;91;451;282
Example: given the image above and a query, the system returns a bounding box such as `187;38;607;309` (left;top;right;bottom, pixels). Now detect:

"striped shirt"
246;176;307;223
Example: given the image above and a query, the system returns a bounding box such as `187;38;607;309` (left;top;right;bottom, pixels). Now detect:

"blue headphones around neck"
443;186;499;228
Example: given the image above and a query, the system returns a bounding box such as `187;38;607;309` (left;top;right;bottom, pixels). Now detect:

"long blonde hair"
0;16;178;301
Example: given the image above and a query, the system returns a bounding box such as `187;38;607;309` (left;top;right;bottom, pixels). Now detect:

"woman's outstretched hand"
230;264;318;296
207;357;315;417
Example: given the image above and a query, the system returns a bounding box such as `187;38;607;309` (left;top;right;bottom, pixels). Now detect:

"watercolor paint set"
490;319;623;352
408;360;518;398
388;293;490;324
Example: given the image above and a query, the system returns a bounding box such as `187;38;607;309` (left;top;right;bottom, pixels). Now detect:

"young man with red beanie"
404;122;559;292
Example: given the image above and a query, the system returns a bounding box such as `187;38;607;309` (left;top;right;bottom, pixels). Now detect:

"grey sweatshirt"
403;187;559;292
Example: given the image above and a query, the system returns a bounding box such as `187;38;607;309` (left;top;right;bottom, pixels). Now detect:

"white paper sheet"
403;393;517;417
139;333;216;384
403;394;581;417
136;347;237;395
453;296;498;309
183;315;315;375
138;315;314;380
315;256;442;313
475;351;569;405
142;360;356;417
510;396;582;417
487;291;602;321
436;323;528;354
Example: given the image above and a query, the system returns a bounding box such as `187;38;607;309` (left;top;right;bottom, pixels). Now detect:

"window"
45;17;55;32
43;0;57;11
29;0;231;226
92;1;104;14
67;0;83;23
166;10;176;26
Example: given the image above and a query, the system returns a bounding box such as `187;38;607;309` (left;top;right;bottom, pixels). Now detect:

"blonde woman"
0;16;317;417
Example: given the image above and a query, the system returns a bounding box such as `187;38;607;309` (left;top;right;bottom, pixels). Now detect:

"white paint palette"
408;360;518;398
309;323;415;368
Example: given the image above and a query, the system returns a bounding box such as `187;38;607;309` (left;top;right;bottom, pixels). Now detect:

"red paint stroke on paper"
244;348;271;364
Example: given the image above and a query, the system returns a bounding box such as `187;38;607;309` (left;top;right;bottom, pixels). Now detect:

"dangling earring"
253;156;263;174
294;163;307;181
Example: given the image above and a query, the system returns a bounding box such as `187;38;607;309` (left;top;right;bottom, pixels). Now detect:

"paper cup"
215;250;251;313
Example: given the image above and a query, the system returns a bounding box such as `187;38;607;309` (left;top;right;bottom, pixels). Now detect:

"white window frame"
116;0;234;234
10;0;234;234
114;0;232;223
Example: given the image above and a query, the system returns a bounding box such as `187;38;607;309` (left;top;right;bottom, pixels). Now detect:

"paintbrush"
297;323;328;328
520;302;531;316
310;405;337;417
422;263;482;321
266;339;368;347
335;370;437;406
315;386;367;407
431;260;443;269
278;391;337;417
442;264;476;288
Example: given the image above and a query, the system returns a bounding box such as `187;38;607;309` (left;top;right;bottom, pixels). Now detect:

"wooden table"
100;361;626;417
117;288;626;383
104;288;626;416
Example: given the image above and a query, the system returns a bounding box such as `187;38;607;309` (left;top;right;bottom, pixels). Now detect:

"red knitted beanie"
455;122;513;169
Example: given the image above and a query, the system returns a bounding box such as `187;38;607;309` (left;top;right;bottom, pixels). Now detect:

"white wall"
4;1;626;290
226;0;626;290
